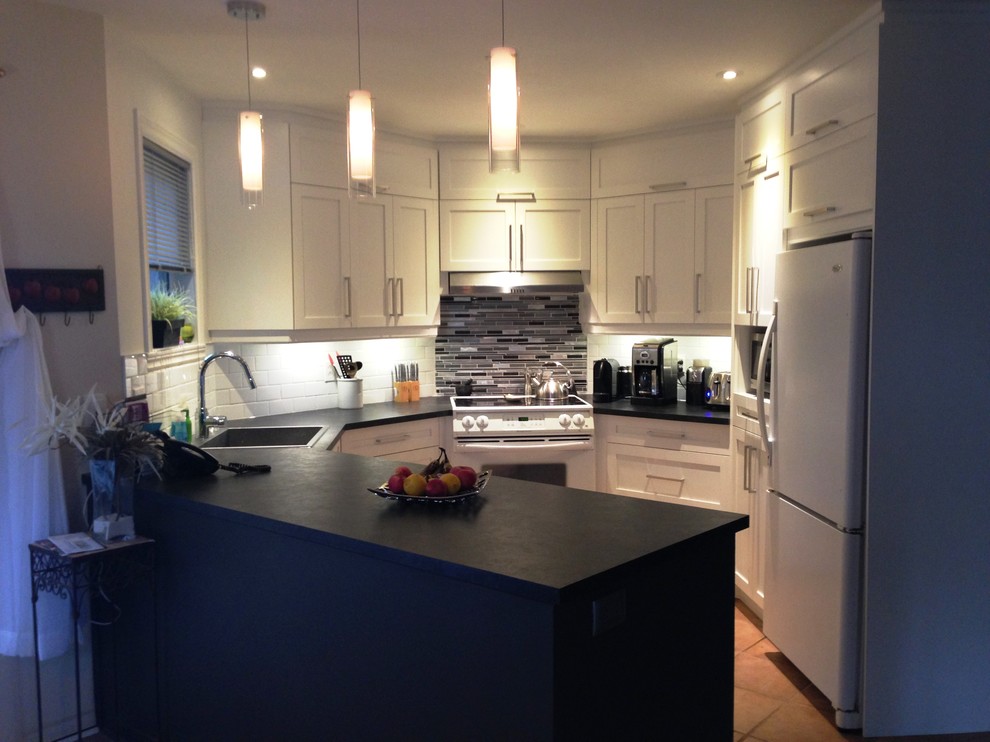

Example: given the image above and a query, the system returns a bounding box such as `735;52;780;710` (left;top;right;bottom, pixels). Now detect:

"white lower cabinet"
339;418;445;466
731;424;769;611
598;417;731;511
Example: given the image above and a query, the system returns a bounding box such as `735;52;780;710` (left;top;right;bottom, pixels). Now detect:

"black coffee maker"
631;338;679;406
592;358;619;402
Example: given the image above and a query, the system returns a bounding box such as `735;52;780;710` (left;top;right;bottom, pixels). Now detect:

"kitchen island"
128;447;747;741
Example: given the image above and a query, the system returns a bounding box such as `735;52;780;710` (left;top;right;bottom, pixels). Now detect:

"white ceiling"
49;0;876;141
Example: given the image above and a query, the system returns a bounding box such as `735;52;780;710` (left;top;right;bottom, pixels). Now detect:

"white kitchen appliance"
756;231;871;729
450;395;595;489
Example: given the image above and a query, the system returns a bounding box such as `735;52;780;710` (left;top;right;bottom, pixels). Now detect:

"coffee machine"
592;358;619;402
631;338;679;406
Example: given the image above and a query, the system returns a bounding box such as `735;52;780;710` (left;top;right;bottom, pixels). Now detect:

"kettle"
526;361;574;401
706;371;731;408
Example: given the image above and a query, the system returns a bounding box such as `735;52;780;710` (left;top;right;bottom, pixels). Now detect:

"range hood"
446;271;585;296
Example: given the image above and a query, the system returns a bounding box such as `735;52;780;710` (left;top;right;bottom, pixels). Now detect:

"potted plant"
150;284;196;348
23;389;164;542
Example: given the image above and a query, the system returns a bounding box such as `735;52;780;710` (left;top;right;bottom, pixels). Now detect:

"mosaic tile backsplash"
435;294;588;397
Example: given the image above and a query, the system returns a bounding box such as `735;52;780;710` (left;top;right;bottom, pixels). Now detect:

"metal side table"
30;536;158;741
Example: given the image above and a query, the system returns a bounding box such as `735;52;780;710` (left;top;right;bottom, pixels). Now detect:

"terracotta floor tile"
735;614;765;654
735;650;807;702
750;701;861;742
734;686;783;735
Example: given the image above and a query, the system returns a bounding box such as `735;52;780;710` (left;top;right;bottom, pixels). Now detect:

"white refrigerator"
756;232;871;730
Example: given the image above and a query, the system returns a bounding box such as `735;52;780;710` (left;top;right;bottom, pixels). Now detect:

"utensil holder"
337;378;363;409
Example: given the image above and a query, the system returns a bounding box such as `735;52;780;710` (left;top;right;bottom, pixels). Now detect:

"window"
143;139;197;343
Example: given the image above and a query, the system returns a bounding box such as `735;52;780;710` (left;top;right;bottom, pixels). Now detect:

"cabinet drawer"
783;18;878;153
606;442;730;511
781;116;876;230
599;417;729;455
339;418;442;458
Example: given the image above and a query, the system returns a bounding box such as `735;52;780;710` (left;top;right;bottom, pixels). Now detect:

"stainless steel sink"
200;425;327;449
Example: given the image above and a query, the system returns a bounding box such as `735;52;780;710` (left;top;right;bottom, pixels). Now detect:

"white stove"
450;394;594;442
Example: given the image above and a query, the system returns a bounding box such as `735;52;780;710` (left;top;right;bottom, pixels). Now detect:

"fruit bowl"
369;470;491;504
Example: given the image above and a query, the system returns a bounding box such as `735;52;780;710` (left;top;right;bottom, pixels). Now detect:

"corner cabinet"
591;185;732;327
339;418;445;466
597;416;731;512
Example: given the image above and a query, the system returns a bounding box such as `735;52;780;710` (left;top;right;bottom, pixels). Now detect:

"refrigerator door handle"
757;301;776;463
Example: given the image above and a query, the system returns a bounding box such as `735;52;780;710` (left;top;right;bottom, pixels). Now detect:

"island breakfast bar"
128;447;747;740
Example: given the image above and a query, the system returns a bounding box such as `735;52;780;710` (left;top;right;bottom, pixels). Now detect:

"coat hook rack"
3;267;106;325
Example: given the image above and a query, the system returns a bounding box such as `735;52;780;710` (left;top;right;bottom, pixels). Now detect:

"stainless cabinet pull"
344;276;352;318
397;277;404;317
743;152;762;164
386;277;394;317
802;206;837;218
519;225;524;271
744;267;753;314
508;225;513;271
635;275;642;314
805;119;839;136
695;273;702;314
646;430;687;440
752;267;761;318
648;181;688;192
645;274;654;314
742;444;752;493
374;433;411;445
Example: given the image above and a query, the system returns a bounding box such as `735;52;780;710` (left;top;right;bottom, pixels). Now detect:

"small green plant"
150;283;196;322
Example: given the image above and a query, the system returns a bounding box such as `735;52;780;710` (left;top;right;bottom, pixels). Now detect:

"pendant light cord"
356;0;363;89
243;12;253;109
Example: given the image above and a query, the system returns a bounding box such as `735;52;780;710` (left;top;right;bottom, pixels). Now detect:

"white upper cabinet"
439;143;590;200
734;171;782;327
202;108;294;333
592;125;733;198
783;18;879;153
291;184;350;330
736;85;785;177
289;122;348;188
375;138;439;199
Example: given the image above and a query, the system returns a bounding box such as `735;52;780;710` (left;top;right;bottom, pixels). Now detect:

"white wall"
863;2;990;736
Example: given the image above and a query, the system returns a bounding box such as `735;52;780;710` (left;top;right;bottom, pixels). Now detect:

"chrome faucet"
199;351;257;437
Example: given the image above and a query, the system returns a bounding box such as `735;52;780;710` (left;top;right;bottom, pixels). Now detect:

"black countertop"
592;397;731;425
140;445;747;604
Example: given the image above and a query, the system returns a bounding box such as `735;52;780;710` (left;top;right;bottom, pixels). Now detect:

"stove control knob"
461;415;475;430
558;414;572;428
572;413;586;427
476;415;490;430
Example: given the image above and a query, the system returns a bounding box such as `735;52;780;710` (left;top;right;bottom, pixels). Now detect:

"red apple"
44;285;61;303
425;478;449;497
450;466;477;490
393;465;413;478
387;474;406;494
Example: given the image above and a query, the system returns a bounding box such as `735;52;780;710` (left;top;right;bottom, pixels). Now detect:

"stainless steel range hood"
446;271;585;295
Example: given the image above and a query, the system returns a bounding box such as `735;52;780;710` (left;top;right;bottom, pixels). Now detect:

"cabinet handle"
802;206;837;218
508;225;513;271
397;277;404;317
805;119;839;136
648;181;688;192
752;267;761;318
695;273;702;314
743;152;762;165
387;277;396;318
646;430;687;440
635;275;642;314
645;274;653;314
744;267;753;314
519;225;524;271
376;184;391;193
344;276;352;318
374;433;411;445
742;444;752;493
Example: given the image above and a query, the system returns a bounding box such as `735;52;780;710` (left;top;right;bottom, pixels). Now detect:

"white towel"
0;238;71;658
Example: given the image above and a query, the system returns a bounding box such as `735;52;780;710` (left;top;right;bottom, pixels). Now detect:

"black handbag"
155;432;271;478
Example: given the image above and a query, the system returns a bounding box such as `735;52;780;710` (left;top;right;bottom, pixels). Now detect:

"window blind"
144;140;192;272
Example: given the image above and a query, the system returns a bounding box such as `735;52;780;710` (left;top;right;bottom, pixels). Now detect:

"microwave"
750;331;771;396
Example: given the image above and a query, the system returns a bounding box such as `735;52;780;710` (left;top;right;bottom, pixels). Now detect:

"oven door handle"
455;438;593;450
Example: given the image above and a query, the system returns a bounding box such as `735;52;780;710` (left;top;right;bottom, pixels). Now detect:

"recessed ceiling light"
718;70;738;81
251;66;267;79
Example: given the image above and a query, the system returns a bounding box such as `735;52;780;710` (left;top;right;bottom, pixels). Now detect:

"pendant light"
228;1;266;209
489;0;520;173
347;0;375;198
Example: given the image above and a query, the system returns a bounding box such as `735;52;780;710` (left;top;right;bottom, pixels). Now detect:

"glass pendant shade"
239;111;264;206
489;46;520;173
348;89;376;197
